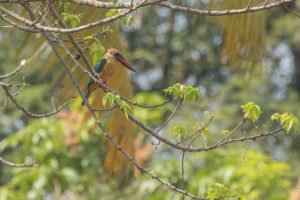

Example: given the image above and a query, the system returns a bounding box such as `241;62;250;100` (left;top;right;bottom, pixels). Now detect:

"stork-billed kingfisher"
81;48;135;106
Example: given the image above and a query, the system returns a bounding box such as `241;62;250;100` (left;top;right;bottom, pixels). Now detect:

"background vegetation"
0;0;300;199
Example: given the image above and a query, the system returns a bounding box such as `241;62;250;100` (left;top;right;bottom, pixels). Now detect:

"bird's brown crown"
106;48;122;57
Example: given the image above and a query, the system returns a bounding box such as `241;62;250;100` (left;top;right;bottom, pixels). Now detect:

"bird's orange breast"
99;61;115;83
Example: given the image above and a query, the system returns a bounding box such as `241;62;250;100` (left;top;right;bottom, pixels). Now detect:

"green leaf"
102;93;115;107
92;44;105;65
286;118;293;133
106;9;122;18
173;126;187;142
202;128;210;138
93;50;102;66
71;19;76;28
271;113;280;121
61;12;80;28
222;130;230;135
84;36;95;41
74;15;80;24
127;16;133;26
240;102;261;122
120;100;131;119
293;116;299;133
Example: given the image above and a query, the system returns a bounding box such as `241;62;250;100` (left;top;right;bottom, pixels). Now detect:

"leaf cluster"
205;183;240;200
61;12;81;28
102;92;131;118
271;112;298;133
240;102;261;122
106;9;133;26
84;36;106;65
163;83;200;102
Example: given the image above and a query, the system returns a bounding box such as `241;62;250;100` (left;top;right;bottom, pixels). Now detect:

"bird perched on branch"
81;48;135;106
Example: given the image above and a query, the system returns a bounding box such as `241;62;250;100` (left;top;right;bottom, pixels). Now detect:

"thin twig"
0;14;41;33
93;105;117;111
127;109;283;152
263;0;270;6
0;95;7;110
2;86;74;118
156;99;182;133
0;157;36;168
201;132;207;148
282;5;300;18
0;0;146;33
246;0;253;9
181;151;185;200
0;59;27;79
0;81;11;87
179;115;214;145
158;0;293;16
31;0;50;25
0;25;14;28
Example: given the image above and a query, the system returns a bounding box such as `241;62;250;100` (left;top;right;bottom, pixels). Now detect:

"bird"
81;48;136;106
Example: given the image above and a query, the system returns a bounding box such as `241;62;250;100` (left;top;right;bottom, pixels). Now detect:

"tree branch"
158;0;294;16
0;157;36;168
0;59;27;79
2;86;74;118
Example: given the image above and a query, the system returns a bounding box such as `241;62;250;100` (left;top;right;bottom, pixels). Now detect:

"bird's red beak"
117;56;136;72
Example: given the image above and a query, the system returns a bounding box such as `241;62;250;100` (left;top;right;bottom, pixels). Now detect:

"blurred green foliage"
0;113;292;200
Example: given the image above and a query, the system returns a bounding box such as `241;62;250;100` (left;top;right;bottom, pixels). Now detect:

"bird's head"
106;48;136;72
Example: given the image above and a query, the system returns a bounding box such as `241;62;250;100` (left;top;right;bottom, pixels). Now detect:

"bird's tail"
81;89;90;106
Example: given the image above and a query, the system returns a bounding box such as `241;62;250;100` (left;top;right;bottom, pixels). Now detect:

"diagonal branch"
156;99;182;133
0;0;148;33
0;157;36;167
2;85;74;118
0;14;40;32
0;59;27;80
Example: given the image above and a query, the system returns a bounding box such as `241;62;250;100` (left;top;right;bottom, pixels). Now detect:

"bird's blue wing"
87;58;107;88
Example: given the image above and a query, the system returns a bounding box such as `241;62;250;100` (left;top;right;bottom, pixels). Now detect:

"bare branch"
0;14;40;32
2;86;74;118
246;0;253;10
0;157;36;168
0;0;146;33
127;110;284;152
0;0;292;16
282;5;300;18
263;0;270;7
181;115;214;146
181;151;185;200
201;132;207;148
31;0;50;25
158;0;293;16
156;99;182;133
0;59;27;80
93;105;117;111
0;95;7;110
